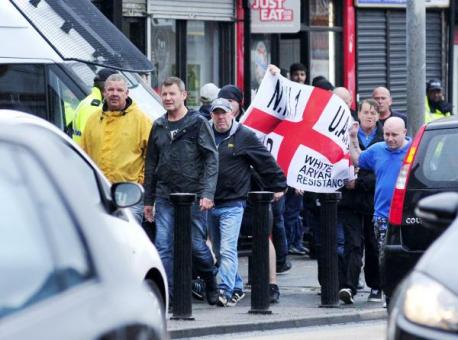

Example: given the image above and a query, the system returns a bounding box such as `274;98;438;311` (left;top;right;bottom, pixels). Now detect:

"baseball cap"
200;83;220;103
94;68;118;82
427;79;442;91
218;85;243;105
210;98;232;113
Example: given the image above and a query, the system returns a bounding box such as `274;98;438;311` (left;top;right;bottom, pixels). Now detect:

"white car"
0;110;168;339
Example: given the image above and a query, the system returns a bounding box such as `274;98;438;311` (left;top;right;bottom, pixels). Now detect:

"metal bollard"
317;192;342;307
248;191;273;315
170;193;196;320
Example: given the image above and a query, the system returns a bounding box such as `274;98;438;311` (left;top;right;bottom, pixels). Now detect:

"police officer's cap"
427;79;442;92
94;68;118;82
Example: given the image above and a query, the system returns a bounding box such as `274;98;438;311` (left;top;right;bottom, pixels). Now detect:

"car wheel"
145;279;165;320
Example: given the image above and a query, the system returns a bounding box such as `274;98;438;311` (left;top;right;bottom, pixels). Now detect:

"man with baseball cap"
425;79;452;123
208;97;287;306
72;68;118;143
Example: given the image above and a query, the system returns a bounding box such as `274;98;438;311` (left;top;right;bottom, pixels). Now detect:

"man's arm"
349;121;362;167
198;119;218;210
244;130;287;194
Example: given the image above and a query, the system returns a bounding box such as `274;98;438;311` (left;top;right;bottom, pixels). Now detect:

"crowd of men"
74;63;452;310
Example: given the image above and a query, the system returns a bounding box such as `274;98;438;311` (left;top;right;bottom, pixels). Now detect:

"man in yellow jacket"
72;68;118;144
425;79;452;123
81;73;152;223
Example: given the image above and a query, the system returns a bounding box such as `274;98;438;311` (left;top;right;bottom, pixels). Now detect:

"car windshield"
64;62;165;120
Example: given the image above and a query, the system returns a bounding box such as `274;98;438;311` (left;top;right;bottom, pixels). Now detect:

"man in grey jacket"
144;76;219;305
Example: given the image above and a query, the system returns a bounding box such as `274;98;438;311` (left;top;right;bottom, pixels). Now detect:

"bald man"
333;87;356;119
347;117;411;304
372;87;407;126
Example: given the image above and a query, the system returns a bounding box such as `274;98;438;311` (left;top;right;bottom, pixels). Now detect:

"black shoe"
269;284;280;303
288;246;306;255
368;288;382;302
191;278;206;301
203;274;218;305
338;288;354;304
276;261;292;274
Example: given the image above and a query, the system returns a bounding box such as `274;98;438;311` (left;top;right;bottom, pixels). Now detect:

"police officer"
72;68;118;143
425;79;452;123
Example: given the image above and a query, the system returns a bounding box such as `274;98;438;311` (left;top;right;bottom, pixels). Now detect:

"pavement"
167;256;387;339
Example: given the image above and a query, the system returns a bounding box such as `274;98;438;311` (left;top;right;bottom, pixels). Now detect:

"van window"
0;64;46;118
48;69;81;134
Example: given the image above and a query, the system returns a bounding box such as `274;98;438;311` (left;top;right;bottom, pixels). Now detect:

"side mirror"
111;182;144;208
415;192;458;231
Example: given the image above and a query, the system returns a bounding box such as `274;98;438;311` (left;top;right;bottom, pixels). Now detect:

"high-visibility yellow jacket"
72;87;103;144
425;96;451;123
81;98;152;184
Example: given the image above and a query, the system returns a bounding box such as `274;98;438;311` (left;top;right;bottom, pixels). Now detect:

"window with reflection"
151;19;177;91
251;35;271;98
310;0;335;27
186;21;220;108
0;64;46;119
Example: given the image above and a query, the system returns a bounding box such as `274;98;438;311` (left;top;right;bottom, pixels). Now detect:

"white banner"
241;72;354;193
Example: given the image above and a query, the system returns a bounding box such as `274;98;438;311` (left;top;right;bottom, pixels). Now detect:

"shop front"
239;0;349;108
147;0;235;108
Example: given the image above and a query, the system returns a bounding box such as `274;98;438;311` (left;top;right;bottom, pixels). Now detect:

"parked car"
387;192;458;340
0;110;168;339
381;116;458;303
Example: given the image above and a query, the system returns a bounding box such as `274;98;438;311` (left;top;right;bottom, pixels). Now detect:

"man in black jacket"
208;98;287;307
144;76;219;305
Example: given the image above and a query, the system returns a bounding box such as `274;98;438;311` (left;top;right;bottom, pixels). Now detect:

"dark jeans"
154;197;216;297
283;188;304;249
340;210;364;295
271;196;289;267
363;214;381;290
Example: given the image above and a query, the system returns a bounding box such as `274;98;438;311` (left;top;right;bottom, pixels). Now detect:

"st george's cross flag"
241;72;354;193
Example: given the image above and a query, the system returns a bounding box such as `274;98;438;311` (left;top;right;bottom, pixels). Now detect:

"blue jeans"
208;200;245;297
283;188;304;249
154;197;215;296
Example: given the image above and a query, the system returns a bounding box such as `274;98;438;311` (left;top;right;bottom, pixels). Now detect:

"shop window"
277;0;342;86
279;38;301;78
186;21;220;108
310;0;335;27
250;35;272;98
309;31;337;85
151;19;177;91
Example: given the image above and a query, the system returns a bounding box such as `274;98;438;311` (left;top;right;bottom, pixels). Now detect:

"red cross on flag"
241;72;354;193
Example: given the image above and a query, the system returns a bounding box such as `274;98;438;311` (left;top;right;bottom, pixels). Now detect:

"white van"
0;0;165;135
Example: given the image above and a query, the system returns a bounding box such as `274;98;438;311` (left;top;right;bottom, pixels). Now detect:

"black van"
381;116;458;302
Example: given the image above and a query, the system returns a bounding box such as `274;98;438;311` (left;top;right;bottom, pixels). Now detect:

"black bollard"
317;192;342;307
248;191;273;315
169;193;196;320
